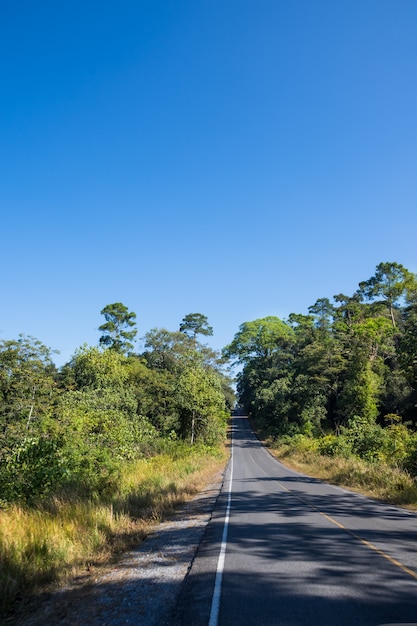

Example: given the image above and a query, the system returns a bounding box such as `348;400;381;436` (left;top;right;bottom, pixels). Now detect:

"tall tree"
179;313;213;342
143;328;194;370
223;316;294;365
176;356;226;445
0;335;57;434
98;302;137;354
0;336;60;503
357;262;414;328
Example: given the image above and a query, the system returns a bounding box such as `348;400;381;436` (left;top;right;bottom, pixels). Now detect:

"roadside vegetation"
0;444;226;618
226;262;417;509
0;308;233;617
250;417;417;509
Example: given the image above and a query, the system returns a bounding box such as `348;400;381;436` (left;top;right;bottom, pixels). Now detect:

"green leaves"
176;360;226;445
226;262;417;440
0;335;57;438
179;313;213;340
223;316;294;364
71;345;130;390
0;308;231;505
357;262;414;328
98;302;137;354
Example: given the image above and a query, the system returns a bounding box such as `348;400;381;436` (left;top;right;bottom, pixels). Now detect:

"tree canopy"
98;302;137;354
223;316;294;364
180;313;213;341
225;263;417;441
0;307;233;506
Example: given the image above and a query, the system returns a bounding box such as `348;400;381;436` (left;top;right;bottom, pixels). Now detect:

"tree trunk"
191;411;195;445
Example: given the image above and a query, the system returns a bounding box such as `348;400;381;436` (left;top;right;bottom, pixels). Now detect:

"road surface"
174;415;417;626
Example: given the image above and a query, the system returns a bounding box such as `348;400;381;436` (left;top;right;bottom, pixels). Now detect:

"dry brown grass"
0;445;228;618
249;419;417;511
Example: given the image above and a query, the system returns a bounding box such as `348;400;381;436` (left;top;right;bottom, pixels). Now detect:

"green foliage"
403;434;417;475
341;416;386;461
399;302;417;391
223;316;294;364
1;311;231;505
317;434;352;458
176;356;227;445
179;313;213;340
142;328;195;370
71;345;131;390
0;434;66;504
98;302;137;354
128;358;180;435
0;337;61;504
0;335;57;434
357;261;414;328
228;262;417;471
141;326;233;442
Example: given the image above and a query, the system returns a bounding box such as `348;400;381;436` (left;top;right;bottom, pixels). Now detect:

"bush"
342;416;387;462
278;433;319;453
403;434;417;477
0;436;66;504
318;434;352;458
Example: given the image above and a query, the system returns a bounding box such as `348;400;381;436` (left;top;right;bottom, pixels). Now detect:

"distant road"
174;415;417;626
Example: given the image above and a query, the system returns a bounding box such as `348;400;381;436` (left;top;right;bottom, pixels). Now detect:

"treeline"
225;262;417;473
0;308;233;505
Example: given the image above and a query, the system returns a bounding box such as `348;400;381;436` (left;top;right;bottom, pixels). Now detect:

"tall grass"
250;418;417;509
274;440;417;505
0;444;226;617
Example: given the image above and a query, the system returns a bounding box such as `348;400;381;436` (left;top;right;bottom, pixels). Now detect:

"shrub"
0;436;66;505
318;434;352;458
342;416;387;462
403;434;417;477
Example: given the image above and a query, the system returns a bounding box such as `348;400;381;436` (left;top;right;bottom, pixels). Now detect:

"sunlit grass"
0;444;227;617
250;418;417;509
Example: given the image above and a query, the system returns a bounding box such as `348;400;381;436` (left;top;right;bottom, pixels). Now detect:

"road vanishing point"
174;415;417;626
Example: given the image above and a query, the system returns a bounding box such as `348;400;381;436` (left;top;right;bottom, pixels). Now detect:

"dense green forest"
225;262;417;475
0;307;233;506
2;261;417;505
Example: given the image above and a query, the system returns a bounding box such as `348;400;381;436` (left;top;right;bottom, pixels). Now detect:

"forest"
225;262;417;476
0;308;233;506
2;261;417;505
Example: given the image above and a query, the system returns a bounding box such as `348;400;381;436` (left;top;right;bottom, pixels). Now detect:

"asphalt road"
174;415;417;626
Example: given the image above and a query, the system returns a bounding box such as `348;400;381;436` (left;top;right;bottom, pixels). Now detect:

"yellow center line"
276;479;417;582
319;510;417;581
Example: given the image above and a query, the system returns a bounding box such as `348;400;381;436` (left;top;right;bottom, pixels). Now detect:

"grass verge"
0;443;227;618
249;417;417;510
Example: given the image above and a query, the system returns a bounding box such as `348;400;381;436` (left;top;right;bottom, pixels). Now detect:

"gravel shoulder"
10;469;225;626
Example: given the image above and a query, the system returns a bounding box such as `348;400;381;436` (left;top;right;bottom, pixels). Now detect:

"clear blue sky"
1;1;416;366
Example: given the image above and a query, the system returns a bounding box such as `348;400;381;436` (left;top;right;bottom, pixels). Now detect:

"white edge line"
208;429;234;626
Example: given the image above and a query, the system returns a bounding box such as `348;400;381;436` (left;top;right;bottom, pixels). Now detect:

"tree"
98;302;137;354
176;357;226;445
128;358;180;435
0;336;61;503
228;262;417;442
357;262;414;328
0;335;57;434
143;328;195;371
223;317;296;433
179;313;213;342
141;328;234;436
71;345;131;390
308;298;336;331
223;316;294;365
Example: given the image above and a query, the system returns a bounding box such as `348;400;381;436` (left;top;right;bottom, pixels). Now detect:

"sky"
1;0;417;367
